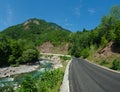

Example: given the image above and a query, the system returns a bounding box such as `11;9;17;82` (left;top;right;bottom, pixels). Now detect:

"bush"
100;35;108;48
99;60;108;65
8;55;16;64
21;49;39;63
60;56;71;61
37;69;64;92
0;86;14;92
80;48;89;58
112;59;120;70
17;76;37;92
16;69;64;92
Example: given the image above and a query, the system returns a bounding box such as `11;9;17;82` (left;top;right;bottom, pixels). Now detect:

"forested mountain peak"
22;18;65;31
0;18;71;46
0;18;71;67
23;18;40;26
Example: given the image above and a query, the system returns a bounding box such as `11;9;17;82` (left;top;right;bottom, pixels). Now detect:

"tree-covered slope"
0;18;71;66
0;18;71;46
69;5;120;70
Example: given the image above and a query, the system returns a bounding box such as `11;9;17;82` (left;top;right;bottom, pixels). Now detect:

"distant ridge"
0;18;71;46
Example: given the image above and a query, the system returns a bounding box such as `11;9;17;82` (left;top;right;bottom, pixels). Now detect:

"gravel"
0;64;39;78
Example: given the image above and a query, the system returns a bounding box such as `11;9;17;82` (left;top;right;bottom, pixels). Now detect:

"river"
0;59;53;88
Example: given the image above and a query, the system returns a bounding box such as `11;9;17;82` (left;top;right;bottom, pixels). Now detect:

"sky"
0;0;120;32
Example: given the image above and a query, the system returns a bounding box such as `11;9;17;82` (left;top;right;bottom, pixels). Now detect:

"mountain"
0;18;71;46
0;18;71;66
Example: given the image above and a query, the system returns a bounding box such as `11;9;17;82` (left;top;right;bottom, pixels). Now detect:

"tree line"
0;36;39;67
68;5;120;58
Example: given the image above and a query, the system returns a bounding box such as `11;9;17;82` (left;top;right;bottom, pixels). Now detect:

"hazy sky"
0;0;120;31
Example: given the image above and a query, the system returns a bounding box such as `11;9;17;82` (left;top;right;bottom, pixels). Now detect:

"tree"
110;5;120;20
112;59;120;70
100;35;108;48
8;55;16;65
90;29;100;46
10;41;22;57
21;49;39;63
0;36;11;66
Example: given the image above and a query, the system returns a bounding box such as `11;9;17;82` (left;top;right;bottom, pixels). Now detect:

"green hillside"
0;5;120;92
0;18;71;46
69;5;120;70
0;5;120;70
0;18;71;66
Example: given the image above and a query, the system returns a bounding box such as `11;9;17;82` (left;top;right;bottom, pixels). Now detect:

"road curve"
69;58;120;92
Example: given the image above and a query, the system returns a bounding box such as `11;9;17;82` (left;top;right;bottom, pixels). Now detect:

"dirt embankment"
95;41;120;58
37;41;69;54
95;41;113;58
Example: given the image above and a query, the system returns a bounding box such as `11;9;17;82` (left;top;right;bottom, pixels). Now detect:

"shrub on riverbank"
16;76;37;92
0;37;39;67
0;86;14;92
16;69;64;92
60;56;71;61
37;69;64;92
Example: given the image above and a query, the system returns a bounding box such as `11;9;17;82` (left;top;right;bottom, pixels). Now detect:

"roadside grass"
36;69;64;92
87;45;97;61
16;55;71;92
87;53;120;71
60;56;71;73
60;56;71;61
16;69;64;92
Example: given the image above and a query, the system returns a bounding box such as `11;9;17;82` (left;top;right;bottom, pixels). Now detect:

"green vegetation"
68;5;120;59
0;36;39;67
0;4;120;92
0;18;71;67
16;69;64;92
0;86;14;92
60;56;71;61
16;75;37;92
112;59;120;70
67;5;120;72
0;18;71;46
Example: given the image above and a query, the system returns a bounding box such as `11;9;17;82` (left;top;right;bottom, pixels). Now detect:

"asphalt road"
69;58;120;92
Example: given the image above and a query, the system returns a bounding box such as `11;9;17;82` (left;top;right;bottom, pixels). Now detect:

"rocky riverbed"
40;55;63;69
0;64;39;78
0;54;65;78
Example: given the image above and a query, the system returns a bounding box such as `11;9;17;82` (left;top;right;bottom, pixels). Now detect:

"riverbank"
0;54;70;78
0;64;39;78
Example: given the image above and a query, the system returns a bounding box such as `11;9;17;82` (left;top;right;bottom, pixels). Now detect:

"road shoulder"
60;60;71;92
85;59;120;74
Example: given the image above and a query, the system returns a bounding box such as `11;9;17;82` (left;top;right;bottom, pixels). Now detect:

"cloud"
74;7;81;16
3;21;8;26
65;23;73;26
3;4;13;26
64;18;73;27
64;18;68;22
7;4;13;22
74;1;83;16
88;8;96;15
